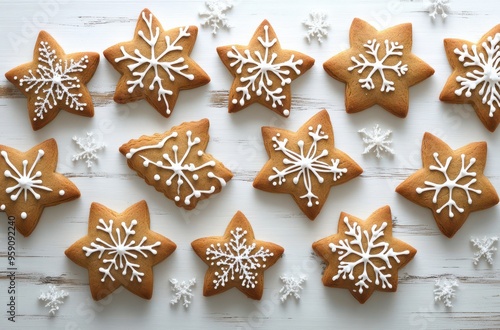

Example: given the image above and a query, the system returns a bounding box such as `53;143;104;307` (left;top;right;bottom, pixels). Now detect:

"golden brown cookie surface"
323;18;434;118
396;133;499;238
312;206;416;304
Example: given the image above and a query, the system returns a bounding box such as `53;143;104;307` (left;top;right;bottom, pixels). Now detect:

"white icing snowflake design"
125;130;227;206
303;12;330;44
434;276;459;308
269;125;347;207
227;24;304;116
72;132;105;168
454;33;500;117
471;236;498;265
416;153;481;217
206;227;274;289
279;275;307;302
115;11;194;115
349;39;408;92
39;285;69;316
358;124;394;159
199;0;233;35
329;217;410;294
427;0;450;19
14;41;89;122
170;278;196;308
83;219;161;283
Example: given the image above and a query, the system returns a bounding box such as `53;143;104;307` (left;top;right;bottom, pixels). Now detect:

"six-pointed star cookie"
396;133;499;238
440;25;500;132
65;201;176;300
0;139;80;236
312;206;416;304
253;110;363;220
192;211;284;300
323;18;434;118
5;31;99;131
217;19;315;117
103;8;210;117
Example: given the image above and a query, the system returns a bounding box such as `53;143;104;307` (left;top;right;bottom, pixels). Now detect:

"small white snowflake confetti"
434;276;459;308
358;124;394;159
39;285;69;315
303;12;330;44
199;0;233;35
279;275;306;302
72;132;105;168
471;236;498;265
427;0;450;19
170;278;196;308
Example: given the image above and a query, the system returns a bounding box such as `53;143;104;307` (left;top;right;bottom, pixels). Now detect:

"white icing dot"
59;190;65;196
283;109;290;116
193;174;199;180
232;99;238;104
175;196;180;202
197;150;203;156
21;212;27;219
0;204;5;210
154;174;161;181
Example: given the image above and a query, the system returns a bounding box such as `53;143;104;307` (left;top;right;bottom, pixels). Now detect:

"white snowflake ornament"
279;275;306;302
358;124;394;159
72;132;105;168
170;278;196;308
434;276;459;307
39;285;69;315
471;236;498;265
427;0;450;19
303;12;330;44
199;0;233;35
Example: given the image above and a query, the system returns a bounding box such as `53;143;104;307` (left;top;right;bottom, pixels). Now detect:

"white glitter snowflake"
206;227;274;289
329;217;410;294
125;130;227;206
83;219;161;283
115;11;194;115
170;278;196;308
72;132;105;168
13;41;89;122
416;153;481;218
269;124;347;207
302;12;330;44
471;236;498;265
279;275;306;302
348;39;408;92
358;124;394;159
199;0;233;35
427;0;450;19
434;276;459;307
227;24;304;116
454;33;500;117
39;285;69;315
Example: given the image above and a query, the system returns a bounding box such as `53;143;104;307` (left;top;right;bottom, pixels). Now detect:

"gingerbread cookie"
192;211;284;300
103;8;210;117
396;133;499;238
216;19;314;117
5;31;99;131
253;110;362;220
440;25;500;132
65;201;176;300
119;119;233;210
323;18;434;118
0;139;80;236
312;206;416;304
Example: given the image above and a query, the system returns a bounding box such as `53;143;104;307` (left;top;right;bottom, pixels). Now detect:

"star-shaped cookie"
5;31;99;131
312;206;416;304
192;211;284;300
216;19;315;117
103;8;210;117
253;110;363;220
396;133;499;238
65;201;176;300
323;18;434;118
0;139;80;236
440;25;500;132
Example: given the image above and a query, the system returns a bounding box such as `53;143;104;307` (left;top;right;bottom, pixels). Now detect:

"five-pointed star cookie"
5;31;99;131
253;110;363;220
396;133;499;238
192;211;284;300
65;201;176;300
323;18;434;118
0;139;80;236
440;25;500;132
216;19;315;117
119;118;233;210
312;206;416;304
103;8;210;117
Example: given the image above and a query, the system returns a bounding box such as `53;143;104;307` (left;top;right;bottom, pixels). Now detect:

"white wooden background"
1;0;500;329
